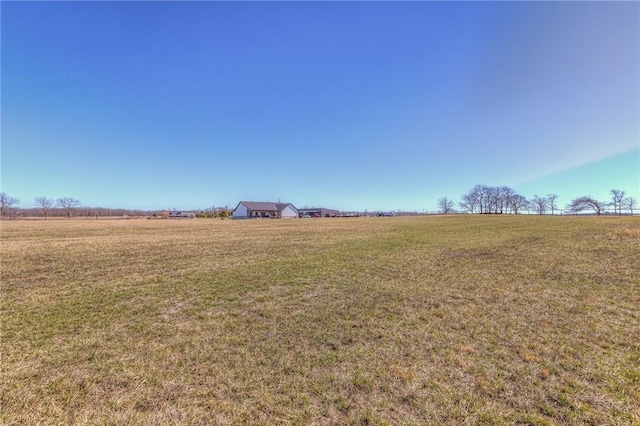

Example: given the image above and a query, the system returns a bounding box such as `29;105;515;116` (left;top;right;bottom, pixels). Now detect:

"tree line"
0;193;234;219
1;189;637;219
438;185;637;215
0;193;152;219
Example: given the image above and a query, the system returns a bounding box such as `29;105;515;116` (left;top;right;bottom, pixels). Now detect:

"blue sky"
2;1;638;212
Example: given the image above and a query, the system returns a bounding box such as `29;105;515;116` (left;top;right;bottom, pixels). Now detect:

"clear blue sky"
2;1;638;212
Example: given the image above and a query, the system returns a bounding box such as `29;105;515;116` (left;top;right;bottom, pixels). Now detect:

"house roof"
237;201;296;212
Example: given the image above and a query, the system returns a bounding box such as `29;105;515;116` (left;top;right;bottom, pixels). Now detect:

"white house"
232;201;298;219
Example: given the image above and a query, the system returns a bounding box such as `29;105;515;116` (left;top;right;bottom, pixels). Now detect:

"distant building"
298;208;340;218
232;201;298;219
168;211;196;218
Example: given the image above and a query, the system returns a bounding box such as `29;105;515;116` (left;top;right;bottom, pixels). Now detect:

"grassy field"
2;216;639;424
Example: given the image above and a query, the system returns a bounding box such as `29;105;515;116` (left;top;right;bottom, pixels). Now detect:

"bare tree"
437;196;456;214
625;196;637;215
610;189;626;216
498;186;514;214
546;194;559;215
460;184;490;213
509;194;529;214
486;185;502;213
459;193;477;214
0;192;20;218
56;197;81;219
530;194;549;215
499;186;516;214
34;196;55;219
566;196;605;215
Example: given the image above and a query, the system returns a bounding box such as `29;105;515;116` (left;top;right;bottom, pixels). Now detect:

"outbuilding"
168;211;196;218
298;208;340;218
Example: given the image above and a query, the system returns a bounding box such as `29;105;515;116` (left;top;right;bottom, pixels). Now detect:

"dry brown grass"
2;215;639;424
616;225;640;240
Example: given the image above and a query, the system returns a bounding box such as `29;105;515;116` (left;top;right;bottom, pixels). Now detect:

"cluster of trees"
196;207;231;219
453;185;532;214
565;192;636;216
438;186;637;215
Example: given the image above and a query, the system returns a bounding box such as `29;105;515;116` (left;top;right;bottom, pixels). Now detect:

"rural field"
1;215;639;425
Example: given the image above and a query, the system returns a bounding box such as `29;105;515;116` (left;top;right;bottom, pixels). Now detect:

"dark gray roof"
238;201;296;212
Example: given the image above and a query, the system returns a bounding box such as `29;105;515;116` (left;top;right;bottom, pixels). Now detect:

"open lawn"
2;216;639;424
